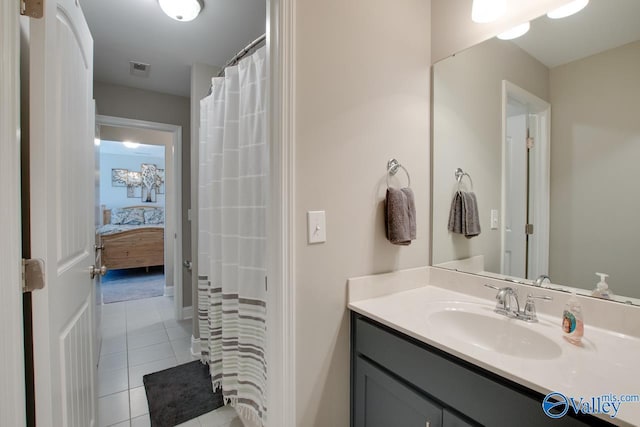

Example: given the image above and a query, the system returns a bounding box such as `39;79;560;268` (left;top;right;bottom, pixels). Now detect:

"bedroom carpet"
101;266;165;304
143;360;225;427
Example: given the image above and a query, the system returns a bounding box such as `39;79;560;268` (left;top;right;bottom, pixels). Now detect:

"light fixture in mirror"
432;0;640;305
497;22;530;40
472;0;506;24
547;0;589;19
122;141;140;149
158;0;203;22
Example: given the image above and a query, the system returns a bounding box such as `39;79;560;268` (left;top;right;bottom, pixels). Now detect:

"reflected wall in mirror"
432;0;640;303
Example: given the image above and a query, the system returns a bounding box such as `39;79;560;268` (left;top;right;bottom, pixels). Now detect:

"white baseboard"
164;285;174;297
190;335;200;357
182;305;193;319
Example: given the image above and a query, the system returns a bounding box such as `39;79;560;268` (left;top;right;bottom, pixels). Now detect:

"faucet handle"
485;284;514;314
522;294;552;322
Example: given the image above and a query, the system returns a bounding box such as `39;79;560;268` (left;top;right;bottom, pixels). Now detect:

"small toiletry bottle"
591;272;613;299
562;291;584;345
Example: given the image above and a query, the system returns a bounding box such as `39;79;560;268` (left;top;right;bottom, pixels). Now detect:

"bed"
97;206;165;271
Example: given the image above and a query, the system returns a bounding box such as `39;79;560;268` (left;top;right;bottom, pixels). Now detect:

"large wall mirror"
431;0;640;304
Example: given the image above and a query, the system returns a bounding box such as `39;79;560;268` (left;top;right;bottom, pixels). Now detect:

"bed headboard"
103;207;111;225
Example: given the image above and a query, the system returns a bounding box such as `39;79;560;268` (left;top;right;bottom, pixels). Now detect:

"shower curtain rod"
216;33;266;77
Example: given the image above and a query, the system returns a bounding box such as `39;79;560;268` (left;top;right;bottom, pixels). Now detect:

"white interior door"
28;0;96;425
503;112;527;277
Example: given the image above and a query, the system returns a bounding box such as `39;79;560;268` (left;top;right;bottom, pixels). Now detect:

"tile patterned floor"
98;296;242;427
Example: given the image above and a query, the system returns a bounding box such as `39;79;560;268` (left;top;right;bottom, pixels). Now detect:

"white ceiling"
100;140;165;158
512;0;640;68
80;0;266;97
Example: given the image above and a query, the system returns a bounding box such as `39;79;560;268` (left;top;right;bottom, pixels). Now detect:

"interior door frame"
95;115;184;319
500;80;551;279
266;0;296;426
0;0;27;425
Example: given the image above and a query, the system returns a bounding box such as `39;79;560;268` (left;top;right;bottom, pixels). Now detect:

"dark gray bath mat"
143;360;224;427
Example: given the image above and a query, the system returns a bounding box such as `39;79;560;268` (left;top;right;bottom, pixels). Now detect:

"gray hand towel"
447;191;463;234
385;187;416;245
461;191;481;238
447;191;481;238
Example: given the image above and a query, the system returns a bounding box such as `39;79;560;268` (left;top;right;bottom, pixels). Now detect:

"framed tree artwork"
111;169;128;187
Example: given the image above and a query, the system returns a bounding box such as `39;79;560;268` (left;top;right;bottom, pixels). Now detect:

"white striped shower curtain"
198;46;267;426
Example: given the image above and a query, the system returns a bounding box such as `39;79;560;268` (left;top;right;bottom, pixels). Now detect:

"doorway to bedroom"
98;137;167;303
95;118;182;319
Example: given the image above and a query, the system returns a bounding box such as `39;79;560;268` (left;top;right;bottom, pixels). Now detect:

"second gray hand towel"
385;187;416;245
461;191;481;238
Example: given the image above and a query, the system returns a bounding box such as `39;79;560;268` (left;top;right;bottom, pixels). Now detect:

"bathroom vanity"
348;268;640;427
352;313;598;427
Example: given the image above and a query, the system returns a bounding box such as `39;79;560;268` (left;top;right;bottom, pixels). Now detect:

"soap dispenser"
592;272;613;299
562;291;584;345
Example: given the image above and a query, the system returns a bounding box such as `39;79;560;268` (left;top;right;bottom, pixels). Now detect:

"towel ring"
387;158;411;188
454;168;473;191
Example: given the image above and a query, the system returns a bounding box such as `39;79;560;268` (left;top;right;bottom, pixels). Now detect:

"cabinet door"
354;357;442;427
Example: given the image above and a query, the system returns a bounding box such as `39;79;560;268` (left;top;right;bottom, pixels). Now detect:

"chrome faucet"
485;284;552;322
494;286;520;316
534;274;551;287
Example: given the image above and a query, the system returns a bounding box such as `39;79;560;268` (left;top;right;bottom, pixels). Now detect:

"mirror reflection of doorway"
501;81;551;280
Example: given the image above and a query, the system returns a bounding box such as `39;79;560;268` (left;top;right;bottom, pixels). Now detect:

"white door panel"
504;114;527;278
29;0;96;425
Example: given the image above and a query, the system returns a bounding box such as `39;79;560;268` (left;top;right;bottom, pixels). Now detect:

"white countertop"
348;270;640;426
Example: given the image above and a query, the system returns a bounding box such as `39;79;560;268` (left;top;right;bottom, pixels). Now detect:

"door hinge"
20;0;44;18
22;259;45;293
265;276;268;292
525;224;534;235
527;137;535;150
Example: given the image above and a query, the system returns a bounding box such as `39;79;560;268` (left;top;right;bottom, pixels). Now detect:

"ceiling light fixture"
497;22;531;40
547;0;589;19
158;0;202;22
123;141;140;149
472;0;506;24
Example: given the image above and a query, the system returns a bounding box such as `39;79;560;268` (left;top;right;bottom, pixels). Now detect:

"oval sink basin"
429;309;562;360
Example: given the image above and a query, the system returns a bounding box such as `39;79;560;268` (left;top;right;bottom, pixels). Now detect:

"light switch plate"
307;211;326;244
490;209;499;230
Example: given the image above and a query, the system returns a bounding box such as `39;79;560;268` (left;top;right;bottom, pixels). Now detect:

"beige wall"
431;0;573;63
432;38;549;271
549;41;640;296
94;81;192;307
189;63;219;338
294;0;431;425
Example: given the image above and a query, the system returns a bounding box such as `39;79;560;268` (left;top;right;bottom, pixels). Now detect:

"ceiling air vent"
129;61;151;78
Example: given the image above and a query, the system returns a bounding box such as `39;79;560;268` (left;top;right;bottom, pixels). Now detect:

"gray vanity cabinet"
351;313;608;427
354;356;447;427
